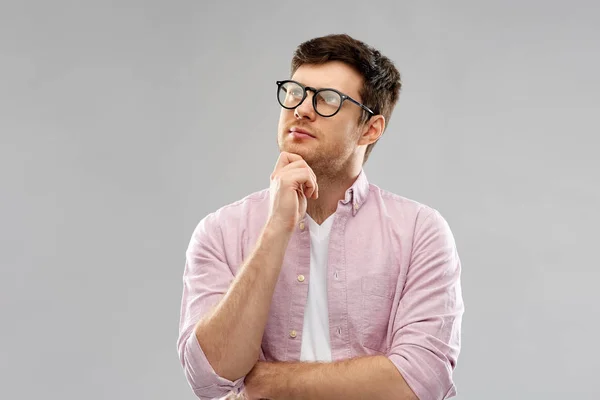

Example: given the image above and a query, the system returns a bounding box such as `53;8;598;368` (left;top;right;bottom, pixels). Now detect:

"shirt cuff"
388;353;456;400
183;332;246;398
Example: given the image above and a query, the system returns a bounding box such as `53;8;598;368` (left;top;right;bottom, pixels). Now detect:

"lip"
289;127;316;139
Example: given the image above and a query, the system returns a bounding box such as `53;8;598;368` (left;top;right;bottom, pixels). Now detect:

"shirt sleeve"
386;209;464;400
177;212;246;400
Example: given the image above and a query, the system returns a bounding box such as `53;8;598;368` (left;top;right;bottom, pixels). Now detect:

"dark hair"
290;33;402;164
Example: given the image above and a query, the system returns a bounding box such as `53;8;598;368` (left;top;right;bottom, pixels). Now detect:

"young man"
177;34;464;400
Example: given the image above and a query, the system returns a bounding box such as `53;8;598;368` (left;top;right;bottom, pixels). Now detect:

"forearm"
194;220;292;381
259;356;417;400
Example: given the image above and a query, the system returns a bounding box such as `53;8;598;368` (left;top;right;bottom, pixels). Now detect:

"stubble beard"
277;126;361;183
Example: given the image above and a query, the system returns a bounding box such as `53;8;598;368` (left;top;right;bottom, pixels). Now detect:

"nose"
294;90;316;120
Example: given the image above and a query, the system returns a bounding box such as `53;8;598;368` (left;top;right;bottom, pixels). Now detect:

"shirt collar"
341;169;370;216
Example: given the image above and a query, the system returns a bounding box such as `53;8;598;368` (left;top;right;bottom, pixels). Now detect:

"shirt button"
334;271;339;279
289;330;297;338
337;327;342;336
297;274;305;282
299;221;305;230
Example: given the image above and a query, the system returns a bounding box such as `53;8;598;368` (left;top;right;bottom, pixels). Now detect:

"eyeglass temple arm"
347;96;375;115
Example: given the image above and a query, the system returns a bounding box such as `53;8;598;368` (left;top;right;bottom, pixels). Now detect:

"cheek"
278;110;294;130
334;111;358;130
332;120;358;141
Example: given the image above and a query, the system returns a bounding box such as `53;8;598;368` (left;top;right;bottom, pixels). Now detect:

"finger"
299;183;311;200
275;161;318;196
279;160;312;175
285;169;317;198
293;168;317;194
300;179;318;200
280;160;317;189
273;151;303;173
283;169;316;195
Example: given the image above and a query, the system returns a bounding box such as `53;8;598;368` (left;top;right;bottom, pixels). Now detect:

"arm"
194;151;319;381
194;220;292;381
244;357;417;400
177;152;319;399
177;214;292;399
387;209;464;400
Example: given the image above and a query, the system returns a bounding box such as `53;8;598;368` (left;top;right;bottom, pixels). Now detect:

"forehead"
291;61;364;99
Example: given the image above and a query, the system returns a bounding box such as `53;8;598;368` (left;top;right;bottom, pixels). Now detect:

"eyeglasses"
276;80;375;118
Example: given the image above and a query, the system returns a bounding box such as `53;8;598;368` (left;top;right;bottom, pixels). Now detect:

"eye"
282;82;304;98
324;94;338;104
318;90;341;105
290;88;303;98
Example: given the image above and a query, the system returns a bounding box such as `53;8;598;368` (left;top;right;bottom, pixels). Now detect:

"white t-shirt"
299;213;335;362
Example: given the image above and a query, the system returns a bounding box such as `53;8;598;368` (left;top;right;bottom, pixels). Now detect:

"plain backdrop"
1;1;599;399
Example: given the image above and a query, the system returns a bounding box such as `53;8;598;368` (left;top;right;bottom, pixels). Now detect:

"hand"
267;152;318;233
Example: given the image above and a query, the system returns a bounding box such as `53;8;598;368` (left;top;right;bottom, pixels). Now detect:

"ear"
358;115;386;146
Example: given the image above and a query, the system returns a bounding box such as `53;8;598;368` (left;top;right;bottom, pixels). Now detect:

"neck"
306;166;362;225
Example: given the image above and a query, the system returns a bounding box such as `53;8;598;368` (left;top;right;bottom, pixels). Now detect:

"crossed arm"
179;210;463;400
242;355;418;400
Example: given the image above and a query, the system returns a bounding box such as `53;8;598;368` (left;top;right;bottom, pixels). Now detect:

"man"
177;33;464;400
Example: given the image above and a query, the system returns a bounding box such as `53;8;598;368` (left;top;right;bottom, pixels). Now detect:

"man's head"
277;33;402;177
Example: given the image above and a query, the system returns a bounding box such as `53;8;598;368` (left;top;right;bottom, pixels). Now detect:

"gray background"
1;1;599;399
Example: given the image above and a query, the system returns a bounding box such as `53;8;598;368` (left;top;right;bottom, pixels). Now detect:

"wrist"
264;217;296;237
260;362;292;399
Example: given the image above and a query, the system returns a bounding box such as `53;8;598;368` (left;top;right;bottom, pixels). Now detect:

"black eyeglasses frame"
276;79;375;118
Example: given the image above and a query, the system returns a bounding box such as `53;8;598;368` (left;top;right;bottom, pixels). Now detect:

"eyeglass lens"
278;81;342;117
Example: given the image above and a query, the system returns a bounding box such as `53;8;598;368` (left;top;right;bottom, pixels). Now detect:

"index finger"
273;151;304;173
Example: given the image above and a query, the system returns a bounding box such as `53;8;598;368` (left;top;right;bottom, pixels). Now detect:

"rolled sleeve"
177;212;246;399
182;330;245;399
387;209;464;400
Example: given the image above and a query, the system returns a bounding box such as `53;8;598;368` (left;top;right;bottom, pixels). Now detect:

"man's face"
277;61;368;176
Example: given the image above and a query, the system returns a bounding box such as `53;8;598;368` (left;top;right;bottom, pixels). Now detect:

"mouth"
289;127;316;139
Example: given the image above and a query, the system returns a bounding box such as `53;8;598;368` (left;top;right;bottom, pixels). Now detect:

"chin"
280;143;312;160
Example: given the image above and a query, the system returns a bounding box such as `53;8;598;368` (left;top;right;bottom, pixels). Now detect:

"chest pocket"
361;275;395;352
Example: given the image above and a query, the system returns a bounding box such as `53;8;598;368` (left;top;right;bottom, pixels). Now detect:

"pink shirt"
177;170;464;400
